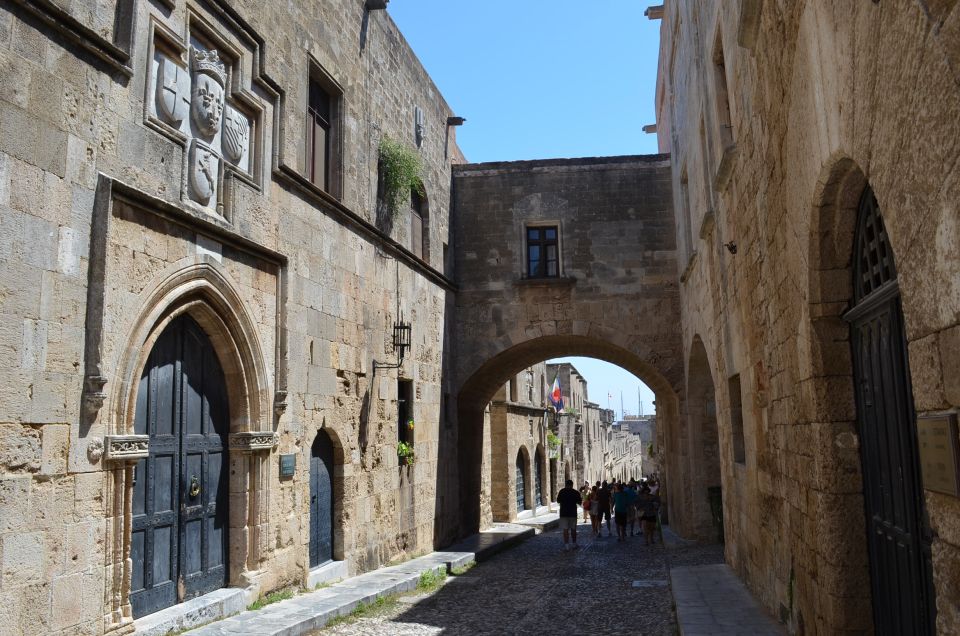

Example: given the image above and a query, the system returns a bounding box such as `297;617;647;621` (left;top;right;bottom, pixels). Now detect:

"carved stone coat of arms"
153;45;250;211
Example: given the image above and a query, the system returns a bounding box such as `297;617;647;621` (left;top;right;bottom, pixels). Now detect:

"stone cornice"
229;431;279;453
104;435;150;462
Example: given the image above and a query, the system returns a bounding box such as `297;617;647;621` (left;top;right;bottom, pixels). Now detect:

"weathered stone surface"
656;1;960;633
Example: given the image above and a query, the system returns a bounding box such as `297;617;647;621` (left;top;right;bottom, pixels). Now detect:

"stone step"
185;523;535;635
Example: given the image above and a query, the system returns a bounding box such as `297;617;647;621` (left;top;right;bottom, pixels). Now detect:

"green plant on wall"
379;136;423;216
546;431;562;450
397;440;415;465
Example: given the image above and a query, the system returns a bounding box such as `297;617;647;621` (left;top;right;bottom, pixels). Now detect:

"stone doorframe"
100;263;277;629
75;175;289;633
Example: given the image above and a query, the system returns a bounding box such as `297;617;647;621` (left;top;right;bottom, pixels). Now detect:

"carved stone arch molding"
109;260;272;443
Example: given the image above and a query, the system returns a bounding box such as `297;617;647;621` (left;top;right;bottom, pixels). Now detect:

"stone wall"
0;0;464;632
657;1;960;633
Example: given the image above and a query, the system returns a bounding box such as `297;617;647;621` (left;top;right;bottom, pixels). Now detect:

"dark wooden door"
847;187;935;635
516;453;526;512
309;432;334;567
130;315;229;618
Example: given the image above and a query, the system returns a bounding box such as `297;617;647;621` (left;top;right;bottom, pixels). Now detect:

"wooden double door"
129;315;229;618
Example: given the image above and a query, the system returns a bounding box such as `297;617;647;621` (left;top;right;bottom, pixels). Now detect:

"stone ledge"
306;560;348;589
133;587;246;636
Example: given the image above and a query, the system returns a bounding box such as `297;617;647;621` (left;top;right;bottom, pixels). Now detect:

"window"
398;379;414;445
712;30;735;149
729;374;745;463
410;188;425;259
526;226;559;278
306;67;342;197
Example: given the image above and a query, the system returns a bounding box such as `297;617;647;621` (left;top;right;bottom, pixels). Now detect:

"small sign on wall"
280;454;296;479
917;413;960;497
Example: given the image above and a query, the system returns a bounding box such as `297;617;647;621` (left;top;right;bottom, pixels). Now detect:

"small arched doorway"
534;447;544;507
687;336;722;542
129;314;229;618
846;185;935;634
310;430;336;568
515;451;528;513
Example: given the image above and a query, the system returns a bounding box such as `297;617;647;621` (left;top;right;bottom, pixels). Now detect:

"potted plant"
378;136;423;217
397;440;415;466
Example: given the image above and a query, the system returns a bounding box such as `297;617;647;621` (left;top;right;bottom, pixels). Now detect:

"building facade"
0;1;464;632
655;1;960;633
488;362;552;521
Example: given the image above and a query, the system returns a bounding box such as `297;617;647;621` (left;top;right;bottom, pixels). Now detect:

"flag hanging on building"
549;373;564;410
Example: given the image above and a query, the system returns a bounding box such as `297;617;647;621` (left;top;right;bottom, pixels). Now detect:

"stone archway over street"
447;156;688;535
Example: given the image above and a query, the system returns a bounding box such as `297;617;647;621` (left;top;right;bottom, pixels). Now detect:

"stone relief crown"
191;46;227;86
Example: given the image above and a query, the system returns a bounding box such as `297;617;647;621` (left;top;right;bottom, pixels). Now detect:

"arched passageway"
452;335;682;536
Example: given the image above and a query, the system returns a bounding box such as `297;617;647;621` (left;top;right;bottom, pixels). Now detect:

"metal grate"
854;186;898;301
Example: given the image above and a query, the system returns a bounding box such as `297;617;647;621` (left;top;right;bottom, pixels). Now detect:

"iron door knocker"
189;475;201;498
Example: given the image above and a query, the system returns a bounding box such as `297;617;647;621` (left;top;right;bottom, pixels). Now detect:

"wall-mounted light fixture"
374;315;412;371
366;0;389;10
446;116;466;127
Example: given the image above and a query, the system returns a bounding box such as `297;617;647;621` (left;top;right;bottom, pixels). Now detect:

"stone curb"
186;523;536;635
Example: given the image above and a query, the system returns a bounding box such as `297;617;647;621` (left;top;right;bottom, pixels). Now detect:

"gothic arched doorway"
310;430;335;567
515;451;528;513
846;185;935;634
129;314;229;618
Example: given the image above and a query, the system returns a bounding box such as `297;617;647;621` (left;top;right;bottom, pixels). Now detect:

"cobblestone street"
310;523;723;636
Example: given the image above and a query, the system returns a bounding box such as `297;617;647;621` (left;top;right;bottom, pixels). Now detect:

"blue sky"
388;1;662;163
388;3;661;418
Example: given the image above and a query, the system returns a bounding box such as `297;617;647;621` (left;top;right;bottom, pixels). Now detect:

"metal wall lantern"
374;316;412;371
393;319;411;362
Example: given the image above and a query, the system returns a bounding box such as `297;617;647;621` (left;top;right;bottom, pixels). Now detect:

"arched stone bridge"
448;156;695;535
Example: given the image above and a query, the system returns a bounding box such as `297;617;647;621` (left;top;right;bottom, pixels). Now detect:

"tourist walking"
612;483;635;541
636;484;661;545
556;479;582;551
597;480;613;537
589;485;601;535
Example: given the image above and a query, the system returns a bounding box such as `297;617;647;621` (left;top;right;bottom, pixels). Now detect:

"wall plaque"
917;413;960;497
279;454;296;479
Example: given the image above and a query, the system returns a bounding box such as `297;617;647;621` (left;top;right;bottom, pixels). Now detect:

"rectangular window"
729;374;745;463
410;189;424;259
398;379;414;445
526;226;559;278
306;66;342;197
712;30;735;148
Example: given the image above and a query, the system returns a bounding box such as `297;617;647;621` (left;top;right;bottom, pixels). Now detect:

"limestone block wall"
0;0;464;633
657;1;960;633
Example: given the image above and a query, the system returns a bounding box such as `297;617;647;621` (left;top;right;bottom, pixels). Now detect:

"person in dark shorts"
636;484;661;545
556;479;583;551
597;480;612;537
612;483;635;541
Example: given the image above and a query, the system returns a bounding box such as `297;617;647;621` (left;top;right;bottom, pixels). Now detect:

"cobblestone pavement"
310;522;723;636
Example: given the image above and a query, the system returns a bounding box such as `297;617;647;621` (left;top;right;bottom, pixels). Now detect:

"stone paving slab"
513;511;559;533
187;524;534;635
670;563;785;636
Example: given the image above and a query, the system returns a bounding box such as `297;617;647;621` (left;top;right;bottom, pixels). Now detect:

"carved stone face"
191;73;224;137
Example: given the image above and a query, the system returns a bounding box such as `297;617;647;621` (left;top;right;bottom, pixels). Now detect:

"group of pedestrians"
557;477;661;551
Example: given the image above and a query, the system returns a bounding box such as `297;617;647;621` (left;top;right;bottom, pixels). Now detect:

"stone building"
0;1;464;633
655;1;960;633
487;362;552;522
